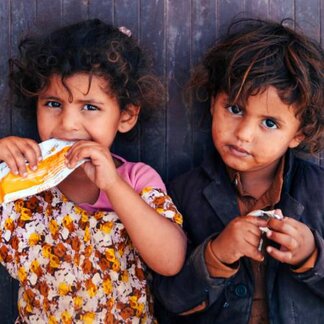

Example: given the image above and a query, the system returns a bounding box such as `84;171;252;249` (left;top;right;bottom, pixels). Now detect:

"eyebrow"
38;95;61;101
261;114;285;124
38;95;105;106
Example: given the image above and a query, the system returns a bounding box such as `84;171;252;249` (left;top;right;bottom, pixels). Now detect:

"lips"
228;144;250;157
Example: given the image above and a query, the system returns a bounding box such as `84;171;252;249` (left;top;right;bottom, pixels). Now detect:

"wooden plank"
89;0;114;23
217;0;244;33
0;0;11;138
111;1;141;162
0;1;17;323
191;0;216;167
62;0;88;24
269;0;294;22
295;0;321;42
165;0;192;180
10;0;38;140
36;0;62;28
322;0;324;47
139;0;167;178
114;0;139;38
245;0;269;18
295;0;321;165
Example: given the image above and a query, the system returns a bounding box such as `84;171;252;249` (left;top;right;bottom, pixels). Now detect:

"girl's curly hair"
189;18;324;153
10;19;163;120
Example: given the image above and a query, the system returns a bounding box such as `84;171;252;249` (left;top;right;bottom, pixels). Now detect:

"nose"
234;119;255;143
59;108;80;132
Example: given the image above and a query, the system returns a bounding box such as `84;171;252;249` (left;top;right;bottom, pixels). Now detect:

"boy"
153;18;324;323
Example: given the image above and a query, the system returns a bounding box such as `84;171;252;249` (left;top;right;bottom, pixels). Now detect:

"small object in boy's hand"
249;209;283;232
248;209;283;252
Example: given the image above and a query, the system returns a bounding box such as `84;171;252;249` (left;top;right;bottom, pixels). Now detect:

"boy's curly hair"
10;19;163;120
190;18;324;153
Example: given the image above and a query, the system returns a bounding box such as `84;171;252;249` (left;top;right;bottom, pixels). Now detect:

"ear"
288;132;305;149
118;105;141;133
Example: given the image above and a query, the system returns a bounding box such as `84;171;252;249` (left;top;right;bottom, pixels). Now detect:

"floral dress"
0;186;182;323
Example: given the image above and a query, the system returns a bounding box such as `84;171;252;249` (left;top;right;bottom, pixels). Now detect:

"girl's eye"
227;104;243;115
262;119;278;129
83;104;98;111
45;101;61;108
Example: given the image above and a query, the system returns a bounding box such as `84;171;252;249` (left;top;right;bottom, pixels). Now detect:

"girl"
153;18;324;323
0;19;186;323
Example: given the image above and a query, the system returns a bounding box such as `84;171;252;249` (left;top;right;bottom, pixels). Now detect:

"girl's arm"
103;175;186;275
66;140;186;276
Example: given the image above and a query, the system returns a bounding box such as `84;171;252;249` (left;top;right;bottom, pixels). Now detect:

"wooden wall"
0;0;323;322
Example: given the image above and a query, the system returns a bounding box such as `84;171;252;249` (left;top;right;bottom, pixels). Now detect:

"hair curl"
10;19;164;122
189;18;324;153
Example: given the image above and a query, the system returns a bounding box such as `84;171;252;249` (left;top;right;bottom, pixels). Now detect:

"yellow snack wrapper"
0;138;86;203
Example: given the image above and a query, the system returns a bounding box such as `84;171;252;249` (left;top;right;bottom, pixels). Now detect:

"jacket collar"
200;149;305;224
201;151;240;226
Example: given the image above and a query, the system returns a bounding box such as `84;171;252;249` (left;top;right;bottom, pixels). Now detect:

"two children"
153;18;324;323
0;19;186;322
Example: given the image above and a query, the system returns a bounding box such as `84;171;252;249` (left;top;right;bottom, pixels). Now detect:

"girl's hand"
65;140;119;190
0;136;41;177
266;216;316;266
210;215;268;264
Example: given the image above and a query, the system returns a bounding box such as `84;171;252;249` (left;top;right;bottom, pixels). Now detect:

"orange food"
0;147;70;203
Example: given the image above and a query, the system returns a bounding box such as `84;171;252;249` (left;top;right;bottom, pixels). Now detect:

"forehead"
222;87;298;114
41;73;113;97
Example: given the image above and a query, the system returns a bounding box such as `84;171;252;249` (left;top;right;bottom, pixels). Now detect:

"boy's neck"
235;159;282;199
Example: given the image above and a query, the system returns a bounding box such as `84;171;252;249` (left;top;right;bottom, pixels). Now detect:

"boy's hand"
266;216;316;266
210;215;268;265
0;136;41;177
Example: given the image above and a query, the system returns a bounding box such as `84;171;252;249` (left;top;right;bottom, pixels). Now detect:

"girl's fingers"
66;142;107;168
6;145;29;176
18;142;42;171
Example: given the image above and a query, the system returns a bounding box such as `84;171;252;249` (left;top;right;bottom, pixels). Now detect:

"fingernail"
22;172;28;178
31;165;37;171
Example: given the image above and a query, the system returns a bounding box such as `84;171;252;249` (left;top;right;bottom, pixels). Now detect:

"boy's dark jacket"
153;149;324;324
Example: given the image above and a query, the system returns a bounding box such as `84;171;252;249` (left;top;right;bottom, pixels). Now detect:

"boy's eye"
83;104;98;111
227;104;243;115
45;101;61;108
262;119;278;129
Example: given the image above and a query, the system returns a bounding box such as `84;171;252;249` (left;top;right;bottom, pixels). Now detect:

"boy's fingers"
268;218;297;235
266;230;298;251
245;215;268;227
248;246;265;262
266;246;293;263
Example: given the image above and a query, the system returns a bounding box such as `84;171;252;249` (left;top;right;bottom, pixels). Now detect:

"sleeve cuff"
292;248;318;274
205;240;239;278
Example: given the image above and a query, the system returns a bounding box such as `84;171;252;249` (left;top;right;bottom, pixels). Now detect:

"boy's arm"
153;235;233;314
290;231;324;297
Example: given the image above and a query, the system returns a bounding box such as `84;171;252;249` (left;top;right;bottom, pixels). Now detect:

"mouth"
51;137;88;142
228;145;250;157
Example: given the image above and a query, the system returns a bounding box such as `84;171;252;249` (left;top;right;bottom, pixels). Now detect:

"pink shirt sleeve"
79;154;165;212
